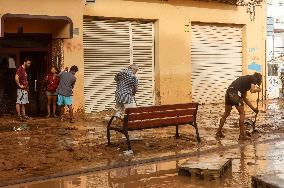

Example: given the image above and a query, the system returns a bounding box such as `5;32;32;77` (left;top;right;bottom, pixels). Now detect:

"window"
268;64;279;76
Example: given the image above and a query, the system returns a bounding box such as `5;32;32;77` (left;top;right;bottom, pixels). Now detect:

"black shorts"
225;88;244;106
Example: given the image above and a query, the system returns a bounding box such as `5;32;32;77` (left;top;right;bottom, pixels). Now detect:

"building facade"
0;0;266;115
266;0;284;99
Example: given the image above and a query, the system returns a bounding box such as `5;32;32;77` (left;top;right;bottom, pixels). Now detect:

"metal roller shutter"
131;22;155;106
83;19;154;113
191;23;243;104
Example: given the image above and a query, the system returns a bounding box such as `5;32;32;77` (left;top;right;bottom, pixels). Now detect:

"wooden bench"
107;103;201;150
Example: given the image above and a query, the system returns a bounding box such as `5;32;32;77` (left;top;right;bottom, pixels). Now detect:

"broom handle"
253;92;260;131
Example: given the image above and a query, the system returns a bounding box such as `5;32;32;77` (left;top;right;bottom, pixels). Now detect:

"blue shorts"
57;95;73;106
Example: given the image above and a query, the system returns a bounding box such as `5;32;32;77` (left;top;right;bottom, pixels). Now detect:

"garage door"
191;23;243;104
83;19;154;113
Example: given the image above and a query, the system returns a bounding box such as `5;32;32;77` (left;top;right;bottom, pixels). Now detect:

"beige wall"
85;0;266;104
0;0;266;114
0;0;85;112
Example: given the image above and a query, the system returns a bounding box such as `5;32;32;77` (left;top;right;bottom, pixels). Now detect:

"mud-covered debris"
65;126;78;130
58;129;68;135
247;162;256;165
13;124;30;131
65;146;74;152
146;142;155;147
123;150;134;156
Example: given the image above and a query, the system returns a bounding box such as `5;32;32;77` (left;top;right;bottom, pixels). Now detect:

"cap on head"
253;72;262;86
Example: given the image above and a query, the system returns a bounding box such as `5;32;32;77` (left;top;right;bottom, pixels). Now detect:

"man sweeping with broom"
114;64;139;118
216;72;262;140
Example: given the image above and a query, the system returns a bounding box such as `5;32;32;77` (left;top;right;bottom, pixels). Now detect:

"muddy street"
7;138;284;188
0;99;284;187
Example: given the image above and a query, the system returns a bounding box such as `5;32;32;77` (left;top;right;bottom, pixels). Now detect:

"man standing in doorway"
114;64;139;118
57;65;78;123
216;72;262;140
15;58;31;122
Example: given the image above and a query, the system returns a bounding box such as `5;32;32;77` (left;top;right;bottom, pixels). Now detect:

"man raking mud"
216;72;262;140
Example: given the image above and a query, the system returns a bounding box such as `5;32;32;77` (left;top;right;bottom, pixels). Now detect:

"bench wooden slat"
127;109;196;121
107;102;201;150
127;116;194;130
125;103;198;114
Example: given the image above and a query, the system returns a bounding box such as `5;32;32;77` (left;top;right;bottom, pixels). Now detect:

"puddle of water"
7;140;284;188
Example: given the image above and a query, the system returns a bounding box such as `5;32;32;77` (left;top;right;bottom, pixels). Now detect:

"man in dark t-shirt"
216;72;262;140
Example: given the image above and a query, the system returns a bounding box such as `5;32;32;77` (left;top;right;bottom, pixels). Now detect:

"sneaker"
22;115;32;120
17;116;26;122
216;131;225;138
52;114;58;118
46;115;50;118
60;116;64;122
70;118;75;123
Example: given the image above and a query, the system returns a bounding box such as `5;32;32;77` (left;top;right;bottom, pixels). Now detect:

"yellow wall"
0;0;266;113
85;0;266;104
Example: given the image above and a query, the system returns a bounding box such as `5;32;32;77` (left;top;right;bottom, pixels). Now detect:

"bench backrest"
124;103;199;130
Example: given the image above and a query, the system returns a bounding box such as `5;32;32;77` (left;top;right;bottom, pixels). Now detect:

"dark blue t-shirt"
56;71;76;97
229;75;258;94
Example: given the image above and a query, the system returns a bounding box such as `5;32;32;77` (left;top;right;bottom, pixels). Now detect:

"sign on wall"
275;17;284;30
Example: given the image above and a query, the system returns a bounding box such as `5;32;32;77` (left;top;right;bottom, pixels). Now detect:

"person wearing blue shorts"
56;65;78;123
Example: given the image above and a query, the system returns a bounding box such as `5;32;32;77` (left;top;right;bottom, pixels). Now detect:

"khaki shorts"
115;102;136;118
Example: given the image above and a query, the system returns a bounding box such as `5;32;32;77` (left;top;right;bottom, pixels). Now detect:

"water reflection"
8;140;284;188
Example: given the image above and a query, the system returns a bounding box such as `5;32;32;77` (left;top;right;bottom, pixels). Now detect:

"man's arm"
243;92;258;113
15;74;24;89
58;66;68;77
250;84;261;93
133;77;138;95
71;78;76;89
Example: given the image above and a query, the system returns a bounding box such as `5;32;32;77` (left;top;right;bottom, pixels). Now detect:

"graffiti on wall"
65;42;83;53
248;47;262;72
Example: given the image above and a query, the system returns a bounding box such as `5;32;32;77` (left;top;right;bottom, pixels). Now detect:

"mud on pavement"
0;99;284;185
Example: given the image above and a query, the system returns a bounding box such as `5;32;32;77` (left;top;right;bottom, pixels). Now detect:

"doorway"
20;51;49;116
0;34;51;116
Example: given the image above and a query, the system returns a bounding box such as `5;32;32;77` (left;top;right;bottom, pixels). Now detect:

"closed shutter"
191;23;243;104
131;22;154;106
83;19;154;113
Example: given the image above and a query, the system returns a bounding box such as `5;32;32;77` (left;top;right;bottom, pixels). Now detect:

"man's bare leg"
60;106;65;121
21;105;26;117
216;105;232;137
16;104;21;117
235;105;249;140
46;96;51;118
68;105;75;123
52;96;57;117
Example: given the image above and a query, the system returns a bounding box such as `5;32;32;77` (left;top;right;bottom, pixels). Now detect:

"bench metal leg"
194;123;201;142
124;130;132;151
107;116;115;145
107;128;111;145
175;125;180;138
